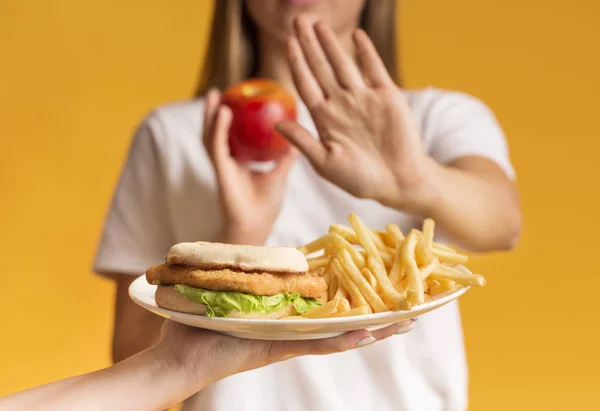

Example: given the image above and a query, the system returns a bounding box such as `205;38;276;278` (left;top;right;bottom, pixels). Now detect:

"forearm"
0;347;202;411
412;159;521;252
113;274;165;363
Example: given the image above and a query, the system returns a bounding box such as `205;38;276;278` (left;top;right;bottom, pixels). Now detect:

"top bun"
166;242;308;274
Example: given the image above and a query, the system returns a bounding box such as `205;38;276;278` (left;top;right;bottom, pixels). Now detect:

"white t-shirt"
94;87;514;411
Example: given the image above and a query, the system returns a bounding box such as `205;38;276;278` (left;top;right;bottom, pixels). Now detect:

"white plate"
129;275;469;340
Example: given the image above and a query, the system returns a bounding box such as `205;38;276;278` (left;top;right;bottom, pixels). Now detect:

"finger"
276;120;327;169
270;146;299;180
211;105;233;165
271;329;373;360
293;14;339;95
202;88;222;150
353;29;394;89
287;37;325;109
371;319;416;339
314;20;364;89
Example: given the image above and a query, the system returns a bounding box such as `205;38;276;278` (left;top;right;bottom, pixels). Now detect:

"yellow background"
1;0;598;409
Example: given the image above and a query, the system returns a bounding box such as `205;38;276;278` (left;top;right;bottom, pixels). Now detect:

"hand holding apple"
222;79;297;162
202;88;298;246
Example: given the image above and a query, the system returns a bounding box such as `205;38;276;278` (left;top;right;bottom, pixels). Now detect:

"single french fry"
331;258;369;309
367;256;407;309
432;247;468;265
349;213;384;266
431;264;486;286
301;297;341;318
422;218;435;249
328;274;338;302
415;239;435;267
334;278;349;300
401;229;425;305
328;305;371;318
329;233;366;268
386;224;405;247
338;250;388;312
361;267;378;290
308;255;332;271
389;240;405;290
298;234;332;255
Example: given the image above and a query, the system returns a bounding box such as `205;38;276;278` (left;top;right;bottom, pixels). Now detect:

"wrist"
146;342;211;404
389;156;442;217
103;345;196;411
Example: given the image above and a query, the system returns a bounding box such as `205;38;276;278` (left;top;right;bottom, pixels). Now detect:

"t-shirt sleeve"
422;90;516;180
93;114;174;276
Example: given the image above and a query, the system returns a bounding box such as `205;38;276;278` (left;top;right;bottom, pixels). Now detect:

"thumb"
276;120;327;170
270;146;299;180
211;105;234;165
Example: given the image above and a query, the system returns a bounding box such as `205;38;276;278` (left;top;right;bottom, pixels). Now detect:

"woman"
0;321;410;410
94;1;521;410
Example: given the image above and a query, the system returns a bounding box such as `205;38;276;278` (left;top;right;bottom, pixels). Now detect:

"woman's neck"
256;28;356;97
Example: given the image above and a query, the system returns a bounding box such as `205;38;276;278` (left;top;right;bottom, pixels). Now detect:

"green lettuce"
173;284;322;318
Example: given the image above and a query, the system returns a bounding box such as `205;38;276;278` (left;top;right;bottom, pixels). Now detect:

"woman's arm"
415;156;521;251
0;347;188;411
277;16;521;252
1;320;413;411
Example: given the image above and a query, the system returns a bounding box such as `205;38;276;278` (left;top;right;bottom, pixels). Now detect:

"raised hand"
277;15;433;212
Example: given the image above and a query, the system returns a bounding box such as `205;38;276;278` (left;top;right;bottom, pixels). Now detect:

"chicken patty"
146;264;327;299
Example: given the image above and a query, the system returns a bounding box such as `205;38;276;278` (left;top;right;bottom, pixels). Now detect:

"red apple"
222;78;297;162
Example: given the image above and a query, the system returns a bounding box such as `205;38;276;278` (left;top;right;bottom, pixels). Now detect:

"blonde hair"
196;0;399;95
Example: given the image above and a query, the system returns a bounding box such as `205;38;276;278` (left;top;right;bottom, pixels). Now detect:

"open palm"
278;16;431;210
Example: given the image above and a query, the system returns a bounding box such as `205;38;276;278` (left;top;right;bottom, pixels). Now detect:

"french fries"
331;258;370;310
295;213;485;319
361;267;378;289
338;251;388;313
430;264;486;287
329;233;366;268
349;213;384;266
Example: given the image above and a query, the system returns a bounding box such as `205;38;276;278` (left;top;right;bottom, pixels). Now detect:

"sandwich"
146;241;326;319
